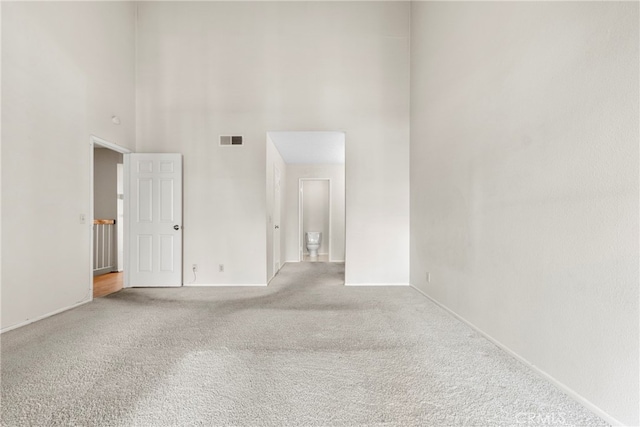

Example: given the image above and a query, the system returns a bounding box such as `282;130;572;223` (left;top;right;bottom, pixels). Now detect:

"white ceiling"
268;131;345;164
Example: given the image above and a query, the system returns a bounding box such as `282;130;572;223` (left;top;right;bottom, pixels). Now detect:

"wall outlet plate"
219;264;224;273
426;272;430;283
192;264;198;272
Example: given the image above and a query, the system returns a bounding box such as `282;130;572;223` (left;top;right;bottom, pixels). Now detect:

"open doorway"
265;131;345;282
299;179;330;262
90;136;130;298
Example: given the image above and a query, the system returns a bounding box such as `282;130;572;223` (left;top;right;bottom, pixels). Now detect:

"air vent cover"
220;135;243;146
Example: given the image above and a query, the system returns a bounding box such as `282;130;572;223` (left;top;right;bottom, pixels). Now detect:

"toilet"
305;231;322;257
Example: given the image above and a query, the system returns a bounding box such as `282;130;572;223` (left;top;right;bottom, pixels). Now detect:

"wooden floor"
93;272;123;298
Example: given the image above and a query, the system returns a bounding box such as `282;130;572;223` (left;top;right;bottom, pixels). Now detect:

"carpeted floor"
1;263;606;426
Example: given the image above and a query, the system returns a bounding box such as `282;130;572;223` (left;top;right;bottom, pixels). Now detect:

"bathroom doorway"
299;179;330;262
265;131;345;280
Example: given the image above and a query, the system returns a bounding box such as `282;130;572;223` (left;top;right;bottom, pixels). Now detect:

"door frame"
89;135;132;298
299;178;331;262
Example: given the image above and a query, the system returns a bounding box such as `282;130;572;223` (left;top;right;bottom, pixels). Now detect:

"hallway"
1;263;604;426
93;272;123;298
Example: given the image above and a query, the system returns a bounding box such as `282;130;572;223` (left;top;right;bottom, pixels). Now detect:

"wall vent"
219;135;243;146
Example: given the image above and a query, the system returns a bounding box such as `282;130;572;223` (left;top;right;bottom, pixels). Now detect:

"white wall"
410;2;639;425
285;165;345;262
136;1;410;285
94;148;123;220
266;135;287;281
1;2;136;330
302;180;330;255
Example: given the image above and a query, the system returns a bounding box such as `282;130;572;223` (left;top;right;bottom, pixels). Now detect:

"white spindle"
93;220;116;273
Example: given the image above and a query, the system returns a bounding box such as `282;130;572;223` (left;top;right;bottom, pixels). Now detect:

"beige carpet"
1;262;606;426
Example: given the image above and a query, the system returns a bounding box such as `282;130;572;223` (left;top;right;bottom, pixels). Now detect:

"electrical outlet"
79;214;86;224
426;272;431;283
219;264;224;273
192;264;198;272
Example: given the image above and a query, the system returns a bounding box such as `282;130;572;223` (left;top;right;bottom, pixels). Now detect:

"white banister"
93;219;116;273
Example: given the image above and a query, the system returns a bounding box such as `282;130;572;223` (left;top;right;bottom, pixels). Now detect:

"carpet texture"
1;263;606;426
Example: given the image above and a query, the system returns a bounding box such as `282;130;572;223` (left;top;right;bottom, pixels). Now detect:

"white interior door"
126;153;182;287
274;165;281;273
116;163;124;272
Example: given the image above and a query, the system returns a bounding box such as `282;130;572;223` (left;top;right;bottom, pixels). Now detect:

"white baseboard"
1;299;92;334
93;267;114;277
345;283;410;286
409;285;623;427
286;259;345;263
184;283;267;287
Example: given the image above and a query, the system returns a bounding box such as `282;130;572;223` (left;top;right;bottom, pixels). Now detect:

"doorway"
299;179;330;262
90;135;131;298
265;131;346;282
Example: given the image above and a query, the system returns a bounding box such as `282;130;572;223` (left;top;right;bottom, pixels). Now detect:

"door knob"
174;225;180;230
275;225;280;229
